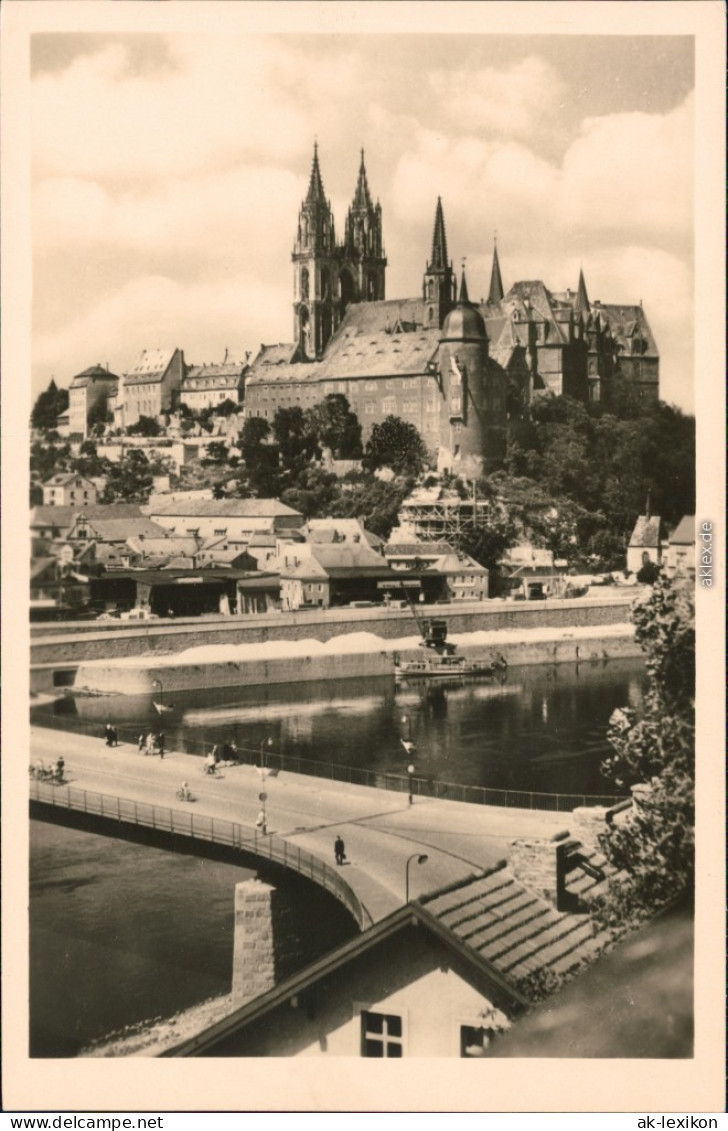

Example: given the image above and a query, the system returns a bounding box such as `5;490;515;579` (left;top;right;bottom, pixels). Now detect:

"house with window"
68;363;119;437
665;515;695;578
163;816;628;1059
626;513;664;574
42;474;98;508
383;542;489;602
115;347;186;429
144;498;304;541
180;356;247;413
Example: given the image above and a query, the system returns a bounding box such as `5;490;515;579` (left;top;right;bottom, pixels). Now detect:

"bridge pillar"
232;878;290;1007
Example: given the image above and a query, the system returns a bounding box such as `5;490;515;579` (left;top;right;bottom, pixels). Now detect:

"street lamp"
407;762;416;806
400;714;416;758
259;736;274;769
405;853;429;903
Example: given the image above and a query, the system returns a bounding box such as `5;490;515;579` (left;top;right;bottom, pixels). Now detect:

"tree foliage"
594;575;695;923
126;414;162;437
362;415;429;476
306;394;363;459
102;449;173;503
31;379;69;430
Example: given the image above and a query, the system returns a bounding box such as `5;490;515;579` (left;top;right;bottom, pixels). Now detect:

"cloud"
429;56;566;138
34;272;291;382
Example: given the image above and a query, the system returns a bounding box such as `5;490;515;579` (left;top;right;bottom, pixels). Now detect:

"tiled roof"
71;517;168;541
384;542;455;557
629;515;662;548
31;504;146;527
309;541;390;574
123;348;178;386
421;849;622;987
597;305;658;356
147;499;303;520
669;515;695;545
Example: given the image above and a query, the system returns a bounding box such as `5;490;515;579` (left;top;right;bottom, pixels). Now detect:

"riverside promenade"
30;726;567;923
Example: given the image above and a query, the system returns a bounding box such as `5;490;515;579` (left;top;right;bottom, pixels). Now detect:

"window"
460;1024;497;1058
361;1011;403;1057
382;397;396;414
214;528;227;537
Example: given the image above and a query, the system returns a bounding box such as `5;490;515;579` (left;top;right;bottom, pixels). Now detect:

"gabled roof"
31;504;146;528
43;473;96;488
421;848;623;986
669;515;695;545
68;516;167;542
160;901;530;1057
123;348;180;387
629;515;662;548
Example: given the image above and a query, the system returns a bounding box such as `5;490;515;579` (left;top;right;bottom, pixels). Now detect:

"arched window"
301;267;309;301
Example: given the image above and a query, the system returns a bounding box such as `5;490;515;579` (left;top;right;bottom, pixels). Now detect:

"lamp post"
407;763;416;806
400;714;416;758
259;736;274;769
405;853;429;903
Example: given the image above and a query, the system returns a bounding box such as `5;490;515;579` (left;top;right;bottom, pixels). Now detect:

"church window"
301;268;309;300
428;306;434;324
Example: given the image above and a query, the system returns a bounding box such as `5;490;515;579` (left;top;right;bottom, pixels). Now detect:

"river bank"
70;621;638;696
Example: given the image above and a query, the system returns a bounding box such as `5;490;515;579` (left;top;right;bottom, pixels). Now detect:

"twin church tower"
292;144;387;360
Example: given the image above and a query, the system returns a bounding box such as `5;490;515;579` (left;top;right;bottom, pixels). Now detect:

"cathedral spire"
352;148;372;210
488;239;504;304
429;197;449;272
458;268;470;304
306;141;326;204
574;266;590;315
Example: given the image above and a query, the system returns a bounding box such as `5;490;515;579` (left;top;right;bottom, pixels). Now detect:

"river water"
30;821;357;1057
31;656;646;1056
39;656;647;798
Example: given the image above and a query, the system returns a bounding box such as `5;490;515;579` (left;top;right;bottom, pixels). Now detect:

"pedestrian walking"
255;809;267;835
110;725;118;747
55;756;65;783
138;734;146;752
157;731;165;758
104;723;114;747
334;835;346;865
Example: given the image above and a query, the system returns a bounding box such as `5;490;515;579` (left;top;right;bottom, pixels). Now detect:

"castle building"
112;348;186;429
245;145;659;478
68;363;120;438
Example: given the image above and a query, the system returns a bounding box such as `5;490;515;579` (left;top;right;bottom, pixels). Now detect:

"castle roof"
123;348;180;387
70;364;120;387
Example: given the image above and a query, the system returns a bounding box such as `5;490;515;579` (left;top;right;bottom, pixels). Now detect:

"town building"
245;146;659;480
68;363;120;437
665;515;695;577
143;497;303;541
164;819;626;1058
42;473;98;508
180;355;248;413
112;348;186;429
383;542;489;602
626;513;664;574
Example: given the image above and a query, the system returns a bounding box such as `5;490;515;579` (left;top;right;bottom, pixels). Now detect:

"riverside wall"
73;649;394;696
31;594;637;668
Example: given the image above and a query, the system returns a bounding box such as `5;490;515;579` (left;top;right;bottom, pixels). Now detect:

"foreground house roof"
146;498;303;520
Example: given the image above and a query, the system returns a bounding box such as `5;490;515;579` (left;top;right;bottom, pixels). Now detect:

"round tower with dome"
436;270;507;478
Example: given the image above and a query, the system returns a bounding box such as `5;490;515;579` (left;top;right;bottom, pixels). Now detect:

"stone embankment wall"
74;650;393;696
31;595;637;666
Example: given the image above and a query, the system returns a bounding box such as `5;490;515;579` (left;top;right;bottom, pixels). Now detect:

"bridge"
30;727;567;925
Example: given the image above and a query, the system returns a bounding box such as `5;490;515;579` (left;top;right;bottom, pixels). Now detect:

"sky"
30;30;695;410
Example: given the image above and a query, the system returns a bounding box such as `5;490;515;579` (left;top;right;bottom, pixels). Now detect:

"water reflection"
38;658;646;798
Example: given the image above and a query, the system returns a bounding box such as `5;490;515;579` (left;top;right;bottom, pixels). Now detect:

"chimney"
509;831;584;911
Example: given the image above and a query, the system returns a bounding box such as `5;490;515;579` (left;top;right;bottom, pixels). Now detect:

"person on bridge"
55;756;65;783
205;752;216;775
255;809;267;835
334;835;346;866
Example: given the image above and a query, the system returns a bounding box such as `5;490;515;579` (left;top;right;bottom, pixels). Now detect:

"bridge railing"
29;779;372;930
31;714;625;812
